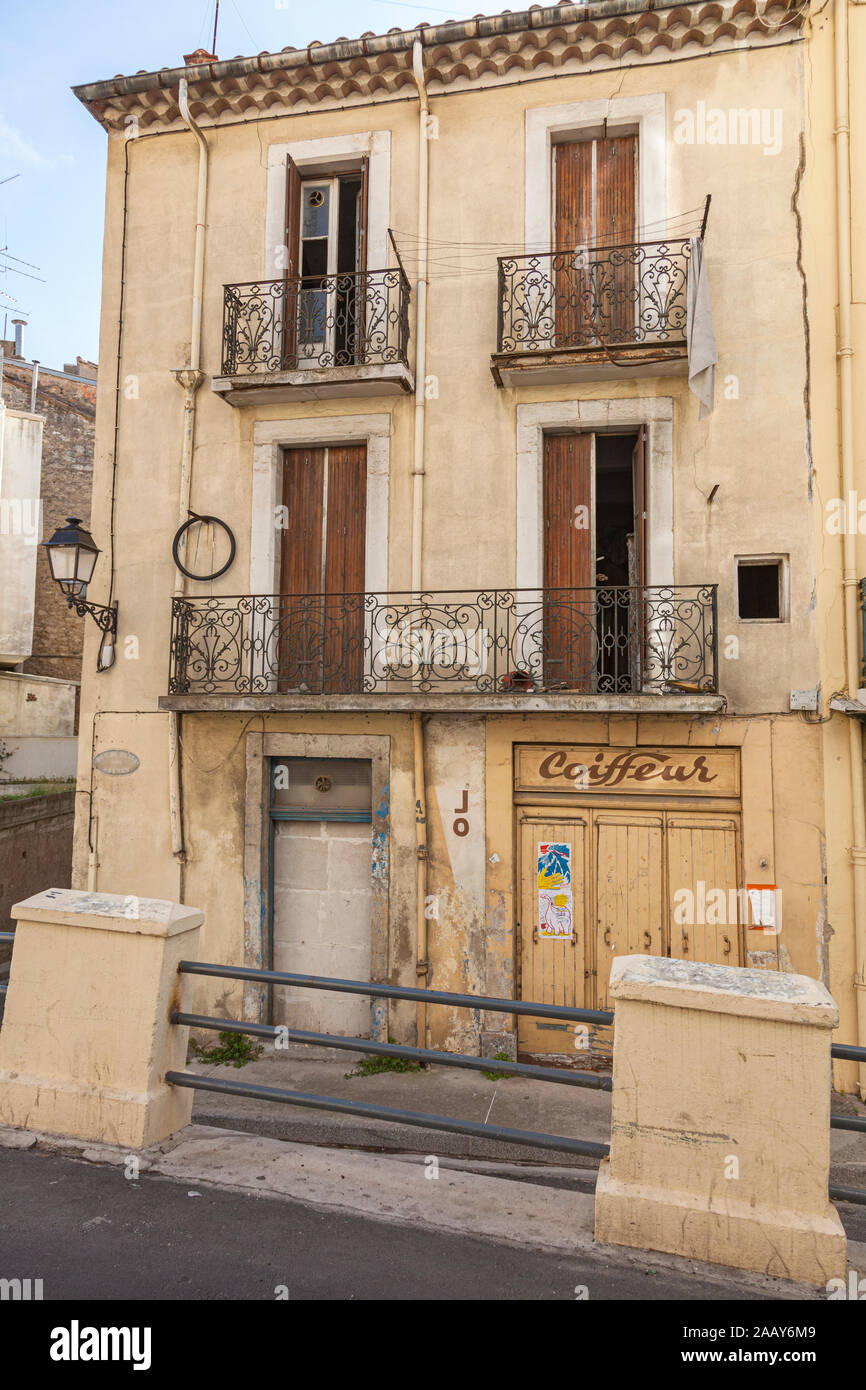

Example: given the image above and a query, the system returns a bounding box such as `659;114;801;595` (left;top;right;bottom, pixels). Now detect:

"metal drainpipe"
169;77;209;870
411;39;431;1048
834;0;866;1095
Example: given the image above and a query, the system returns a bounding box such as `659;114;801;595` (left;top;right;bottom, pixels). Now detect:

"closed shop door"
517;803;742;1058
517;815;588;1055
270;757;373;1035
594;812;664;1012
666;814;742;967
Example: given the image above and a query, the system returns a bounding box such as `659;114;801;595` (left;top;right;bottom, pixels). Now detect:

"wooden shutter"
597;136;636;339
595;136;636;245
281;447;324;595
554;143;593;347
544;433;593;590
324;445;367;595
324;444;367;693
553;137;636;346
628;429;647;691
555;142;594;252
279;447;325;692
543;433;594;690
284;155;302;280
282;155;302;366
355;157;370;363
356;157;369;272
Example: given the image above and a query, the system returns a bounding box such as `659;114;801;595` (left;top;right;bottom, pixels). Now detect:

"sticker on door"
537;841;574;939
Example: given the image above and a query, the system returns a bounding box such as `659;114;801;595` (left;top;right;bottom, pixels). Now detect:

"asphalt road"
0;1146;790;1303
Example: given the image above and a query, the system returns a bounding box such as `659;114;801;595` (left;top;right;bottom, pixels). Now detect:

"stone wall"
0;790;75;963
1;355;95;693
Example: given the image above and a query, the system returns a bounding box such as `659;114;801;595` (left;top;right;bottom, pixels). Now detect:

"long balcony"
211;266;413;405
159;586;721;714
492;238;691;387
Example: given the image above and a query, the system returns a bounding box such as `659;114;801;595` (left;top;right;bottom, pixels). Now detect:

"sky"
0;0;478;370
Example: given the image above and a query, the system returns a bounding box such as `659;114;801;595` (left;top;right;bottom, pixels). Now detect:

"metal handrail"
169;960;612;1158
177;961;614;1026
173;1010;612;1090
166;1071;610;1160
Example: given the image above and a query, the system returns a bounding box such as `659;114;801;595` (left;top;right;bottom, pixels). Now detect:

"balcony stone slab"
212;362;414;406
158;692;724;715
491;345;688;388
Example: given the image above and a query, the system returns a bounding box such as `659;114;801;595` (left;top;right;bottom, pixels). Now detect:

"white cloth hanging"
686;236;717;418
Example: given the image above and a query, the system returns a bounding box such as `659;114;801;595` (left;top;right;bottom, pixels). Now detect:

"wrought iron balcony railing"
221;266;411;375
497;238;691;355
168;586;717;697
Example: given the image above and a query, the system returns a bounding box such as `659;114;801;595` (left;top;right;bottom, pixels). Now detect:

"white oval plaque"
93;748;140;776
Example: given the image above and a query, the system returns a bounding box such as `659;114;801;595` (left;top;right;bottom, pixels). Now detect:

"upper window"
736;557;787;621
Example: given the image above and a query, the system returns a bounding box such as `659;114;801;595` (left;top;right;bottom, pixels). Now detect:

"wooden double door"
517;806;742;1056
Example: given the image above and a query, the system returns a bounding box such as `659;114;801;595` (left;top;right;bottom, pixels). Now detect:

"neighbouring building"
0;335;95;782
71;1;865;1088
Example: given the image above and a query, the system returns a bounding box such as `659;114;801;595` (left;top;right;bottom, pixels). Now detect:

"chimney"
11;319;25;358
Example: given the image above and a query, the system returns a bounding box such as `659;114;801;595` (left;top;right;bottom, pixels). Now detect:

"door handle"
681;930;689;954
643;931;652;950
723;934;732;956
603;927;611;947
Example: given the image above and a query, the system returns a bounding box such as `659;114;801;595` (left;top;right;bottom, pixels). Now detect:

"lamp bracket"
66;595;118;635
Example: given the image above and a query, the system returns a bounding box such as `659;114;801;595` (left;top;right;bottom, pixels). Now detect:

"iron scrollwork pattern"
497;239;691;354
222;267;411;375
168;586;717;697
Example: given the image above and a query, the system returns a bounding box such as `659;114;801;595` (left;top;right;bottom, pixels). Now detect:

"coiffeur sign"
515;746;740;797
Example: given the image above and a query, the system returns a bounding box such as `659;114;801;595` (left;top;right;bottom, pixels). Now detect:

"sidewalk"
186;1043;866;1191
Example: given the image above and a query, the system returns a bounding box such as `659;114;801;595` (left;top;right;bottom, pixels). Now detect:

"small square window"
737;559;785;621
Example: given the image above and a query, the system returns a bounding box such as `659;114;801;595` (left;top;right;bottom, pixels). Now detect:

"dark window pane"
738;563;781;620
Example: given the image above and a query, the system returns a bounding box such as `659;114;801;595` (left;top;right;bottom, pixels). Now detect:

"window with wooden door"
283;155;369;368
553;134;637;347
279;444;367;693
543;430;646;692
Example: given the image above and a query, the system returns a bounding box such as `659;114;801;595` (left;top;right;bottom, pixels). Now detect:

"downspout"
833;0;866;1095
412;39;430;1047
169;77;209;874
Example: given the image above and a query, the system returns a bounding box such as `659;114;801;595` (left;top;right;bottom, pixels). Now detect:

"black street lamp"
43;518;118;668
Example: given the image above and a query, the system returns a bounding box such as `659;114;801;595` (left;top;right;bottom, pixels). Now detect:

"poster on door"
537;842;574;939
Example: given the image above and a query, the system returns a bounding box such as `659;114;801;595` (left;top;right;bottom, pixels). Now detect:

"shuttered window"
279;444;367;692
554;136;637;344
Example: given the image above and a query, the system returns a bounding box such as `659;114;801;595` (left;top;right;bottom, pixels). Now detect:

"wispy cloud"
0;114;73;170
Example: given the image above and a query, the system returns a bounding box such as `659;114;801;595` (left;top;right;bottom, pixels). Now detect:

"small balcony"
492;238;691;388
159;586;721;714
211;266;413;406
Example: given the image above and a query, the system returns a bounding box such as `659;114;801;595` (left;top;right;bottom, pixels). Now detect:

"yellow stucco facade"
67;2;865;1088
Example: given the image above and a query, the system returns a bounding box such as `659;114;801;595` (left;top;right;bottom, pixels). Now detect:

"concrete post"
0;888;203;1148
595;955;847;1286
